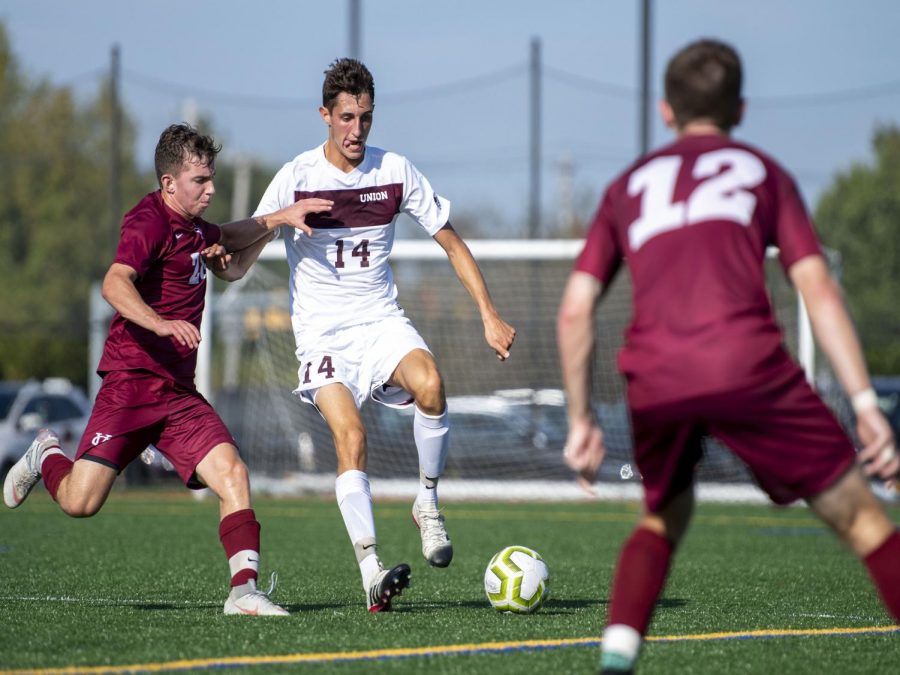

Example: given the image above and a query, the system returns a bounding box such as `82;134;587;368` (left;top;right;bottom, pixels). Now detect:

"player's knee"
60;494;104;518
218;458;250;490
335;425;367;454
415;370;445;414
837;500;894;556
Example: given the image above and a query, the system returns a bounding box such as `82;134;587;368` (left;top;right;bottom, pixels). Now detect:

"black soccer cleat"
367;563;411;612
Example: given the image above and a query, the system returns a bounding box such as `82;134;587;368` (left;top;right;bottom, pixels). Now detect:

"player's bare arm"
433;224;516;360
101;263;201;349
557;271;606;485
789;255;898;480
219;198;334;250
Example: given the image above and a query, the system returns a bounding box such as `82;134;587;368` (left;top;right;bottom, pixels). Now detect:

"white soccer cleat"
412;501;453;568
3;429;60;509
223;573;289;616
367;562;411;612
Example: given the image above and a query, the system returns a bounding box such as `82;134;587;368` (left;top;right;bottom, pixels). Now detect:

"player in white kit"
254;59;516;611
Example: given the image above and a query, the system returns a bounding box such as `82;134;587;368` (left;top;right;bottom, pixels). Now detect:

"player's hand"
855;407;898;483
563;415;606;494
152;318;201;350
276;198;335;236
201;244;232;270
483;314;516;361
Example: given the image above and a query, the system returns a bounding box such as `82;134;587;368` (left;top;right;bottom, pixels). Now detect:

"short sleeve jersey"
253;144;451;334
574;134;822;408
97;191;221;388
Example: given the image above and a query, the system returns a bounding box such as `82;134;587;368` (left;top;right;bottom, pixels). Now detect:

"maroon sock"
219;509;261;587
607;528;674;634
863;530;900;621
41;454;73;501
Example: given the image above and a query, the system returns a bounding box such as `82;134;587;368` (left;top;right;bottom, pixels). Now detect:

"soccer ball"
484;545;550;614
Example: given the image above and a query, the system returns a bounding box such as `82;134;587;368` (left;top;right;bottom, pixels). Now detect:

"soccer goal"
194;237;841;503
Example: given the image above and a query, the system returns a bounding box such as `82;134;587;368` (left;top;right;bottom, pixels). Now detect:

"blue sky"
2;0;899;235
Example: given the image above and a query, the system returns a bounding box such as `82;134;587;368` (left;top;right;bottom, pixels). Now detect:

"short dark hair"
154;123;221;184
664;39;742;131
322;58;375;111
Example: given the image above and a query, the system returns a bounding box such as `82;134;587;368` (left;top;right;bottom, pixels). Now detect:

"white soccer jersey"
254;144;451;336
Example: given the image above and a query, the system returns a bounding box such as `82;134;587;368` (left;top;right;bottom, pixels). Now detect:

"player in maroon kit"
3;123;332;616
557;40;899;673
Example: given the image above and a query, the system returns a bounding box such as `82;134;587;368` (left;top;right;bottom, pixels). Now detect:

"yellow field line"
2;625;896;674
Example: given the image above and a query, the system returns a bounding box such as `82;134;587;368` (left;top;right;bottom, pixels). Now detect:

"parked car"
0;378;92;482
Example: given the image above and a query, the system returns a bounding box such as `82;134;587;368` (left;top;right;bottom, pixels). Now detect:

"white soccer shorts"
292;315;430;410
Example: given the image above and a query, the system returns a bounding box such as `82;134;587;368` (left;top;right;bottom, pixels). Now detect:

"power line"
752;80;900;108
121;64;525;109
123;70;318;109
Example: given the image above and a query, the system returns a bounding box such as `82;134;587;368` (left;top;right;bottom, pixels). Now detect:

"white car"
0;378;91;482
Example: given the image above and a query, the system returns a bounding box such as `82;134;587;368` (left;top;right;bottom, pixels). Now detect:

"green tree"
814;125;900;374
0;22;147;386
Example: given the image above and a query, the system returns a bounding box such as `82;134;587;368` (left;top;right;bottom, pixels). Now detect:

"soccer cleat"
367;563;411;612
224;574;289;616
3;429;60;509
412;501;453;567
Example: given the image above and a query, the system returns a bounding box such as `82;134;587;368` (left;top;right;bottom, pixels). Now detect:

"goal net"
201;238;844;502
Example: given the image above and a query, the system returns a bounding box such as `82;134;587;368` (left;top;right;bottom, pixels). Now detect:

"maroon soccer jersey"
97;191;221;388
575;134;822;408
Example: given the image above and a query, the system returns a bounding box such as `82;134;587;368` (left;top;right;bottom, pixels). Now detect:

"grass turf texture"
0;489;897;674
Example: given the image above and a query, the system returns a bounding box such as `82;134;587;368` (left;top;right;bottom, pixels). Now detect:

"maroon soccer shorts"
629;360;856;512
76;370;236;489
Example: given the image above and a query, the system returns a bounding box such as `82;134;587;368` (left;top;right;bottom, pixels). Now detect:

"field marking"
0;498;830;529
2;625;897;674
0;595;216;607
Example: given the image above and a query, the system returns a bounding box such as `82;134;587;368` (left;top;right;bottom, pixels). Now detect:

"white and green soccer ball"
484;545;550;614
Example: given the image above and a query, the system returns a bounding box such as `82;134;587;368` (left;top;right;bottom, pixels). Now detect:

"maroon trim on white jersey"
295;183;403;229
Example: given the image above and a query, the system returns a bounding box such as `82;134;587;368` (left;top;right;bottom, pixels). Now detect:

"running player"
3;123;332;616
556;39;899;673
253;58;516;611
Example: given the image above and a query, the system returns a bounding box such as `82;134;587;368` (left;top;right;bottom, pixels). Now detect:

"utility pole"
349;0;362;59
557;152;575;236
639;0;652;156
109;44;121;253
528;37;542;239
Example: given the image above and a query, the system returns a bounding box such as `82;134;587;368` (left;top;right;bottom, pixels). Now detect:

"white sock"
335;470;380;589
414;406;449;507
602;624;642;667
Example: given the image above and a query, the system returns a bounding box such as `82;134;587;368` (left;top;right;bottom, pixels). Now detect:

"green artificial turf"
0;489;897;673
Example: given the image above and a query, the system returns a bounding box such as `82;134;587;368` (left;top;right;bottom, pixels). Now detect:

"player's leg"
53;459;117;516
711;364;899;620
3;428;116;515
600;400;703;675
193;442;287;617
601;486;694;675
807;466;900;620
388;348;453;567
316;382;410;611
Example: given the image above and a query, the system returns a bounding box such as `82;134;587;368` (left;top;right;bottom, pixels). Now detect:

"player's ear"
161;174;176;194
659;100;676;129
319;106;331;126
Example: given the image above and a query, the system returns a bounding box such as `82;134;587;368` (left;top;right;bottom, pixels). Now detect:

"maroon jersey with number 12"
575;134;822;409
97;191;221;389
